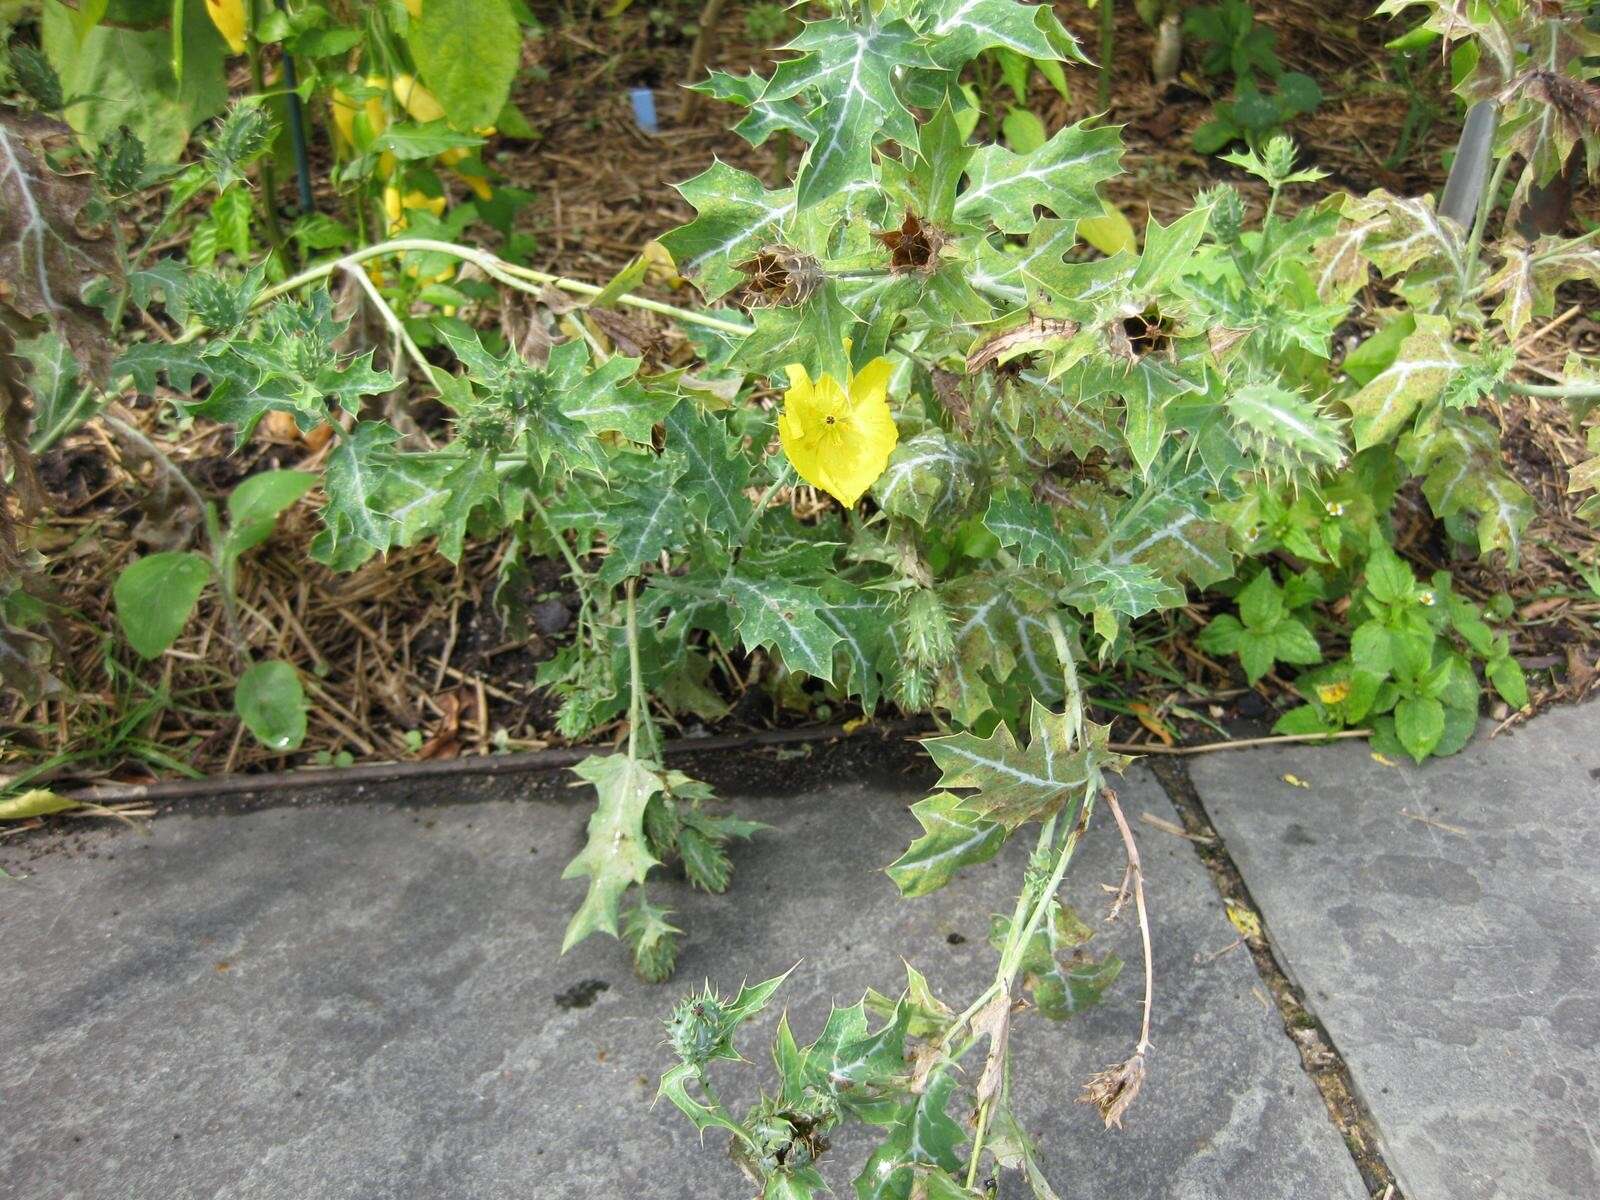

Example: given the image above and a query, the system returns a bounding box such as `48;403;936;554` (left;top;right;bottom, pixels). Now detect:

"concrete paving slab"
1191;702;1600;1200
1;763;1364;1200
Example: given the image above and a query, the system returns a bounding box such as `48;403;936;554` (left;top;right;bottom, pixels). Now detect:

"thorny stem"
255;239;755;336
960;616;1098;1179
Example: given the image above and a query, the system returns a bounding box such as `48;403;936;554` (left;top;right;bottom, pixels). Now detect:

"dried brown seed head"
876;211;946;274
735;245;823;308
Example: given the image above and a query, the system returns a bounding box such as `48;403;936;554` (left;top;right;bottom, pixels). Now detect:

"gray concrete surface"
1192;701;1600;1200
0;764;1365;1200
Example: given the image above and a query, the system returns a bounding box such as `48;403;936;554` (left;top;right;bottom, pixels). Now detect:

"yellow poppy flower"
777;357;898;507
205;0;248;55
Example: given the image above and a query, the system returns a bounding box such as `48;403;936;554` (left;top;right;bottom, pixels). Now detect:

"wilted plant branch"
257;239;754;336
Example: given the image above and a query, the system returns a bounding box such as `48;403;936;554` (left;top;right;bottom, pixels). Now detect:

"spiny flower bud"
1202;185;1245;245
666;986;727;1068
12;45;63;112
184;273;255;333
96;126;146;196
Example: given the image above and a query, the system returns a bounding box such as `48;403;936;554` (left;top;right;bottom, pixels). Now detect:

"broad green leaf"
113;550;212;658
16;332;100;451
234;659;307;752
224;469;317;559
1401;412;1534;565
43;0;228;163
954;119;1123;235
761;19;934;209
1483;237;1600;338
371;121;485;161
1226;382;1345;467
923;0;1085;69
854;1067;966;1200
656;1062;748;1140
1130;203;1213;293
595;466;692;586
116;341;209;396
409;0;521;131
887;791;1006;897
992;901;1122;1019
1394;694;1445;763
668;404;755;534
874;430;982;527
561;754;664;951
315;421;402;562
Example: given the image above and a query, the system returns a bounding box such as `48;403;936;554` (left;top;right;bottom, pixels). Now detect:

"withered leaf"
965;314;1079;375
0;111;122;384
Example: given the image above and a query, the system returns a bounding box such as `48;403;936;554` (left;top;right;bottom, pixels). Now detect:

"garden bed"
3;0;1599;795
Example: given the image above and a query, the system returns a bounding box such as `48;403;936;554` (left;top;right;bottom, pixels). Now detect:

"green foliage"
1186;0;1323;154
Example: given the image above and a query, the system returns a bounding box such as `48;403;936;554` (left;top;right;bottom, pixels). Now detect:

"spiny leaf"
560;754;663;952
725;573;842;681
886;791;1007;897
954;119;1123;235
922;701;1124;829
659;161;795;299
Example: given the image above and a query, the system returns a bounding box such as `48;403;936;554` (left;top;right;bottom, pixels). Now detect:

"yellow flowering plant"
14;2;1594;1197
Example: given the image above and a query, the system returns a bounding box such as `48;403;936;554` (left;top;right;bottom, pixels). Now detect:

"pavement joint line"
1147;757;1406;1200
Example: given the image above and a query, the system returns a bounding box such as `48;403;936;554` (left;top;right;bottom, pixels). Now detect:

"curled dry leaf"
965;314;1079;374
1079;1049;1147;1130
971;989;1014;1107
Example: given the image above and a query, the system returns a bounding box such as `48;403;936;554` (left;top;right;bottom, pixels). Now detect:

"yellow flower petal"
778;355;899;507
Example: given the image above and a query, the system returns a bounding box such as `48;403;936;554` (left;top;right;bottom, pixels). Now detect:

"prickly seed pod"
96;126;146;197
12;46;63;112
875;211;946;274
736;245;823;308
902;590;955;670
666;987;727;1068
184;274;253;334
1202;184;1245;245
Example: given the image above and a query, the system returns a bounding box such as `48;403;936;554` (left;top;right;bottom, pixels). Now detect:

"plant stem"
1464;152;1513;291
734;464;793;552
343;263;437;385
1103;786;1154;1053
255;239;754;336
1501;378;1600;400
245;0;285;257
1098;0;1115;112
626;578;646;764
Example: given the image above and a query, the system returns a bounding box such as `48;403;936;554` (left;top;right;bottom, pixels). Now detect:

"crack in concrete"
1148;757;1405;1200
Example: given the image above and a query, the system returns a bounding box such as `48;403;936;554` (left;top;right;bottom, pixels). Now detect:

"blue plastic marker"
630;87;660;134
